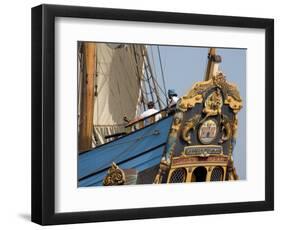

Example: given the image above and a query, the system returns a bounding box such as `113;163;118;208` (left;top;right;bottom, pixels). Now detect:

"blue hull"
78;115;173;186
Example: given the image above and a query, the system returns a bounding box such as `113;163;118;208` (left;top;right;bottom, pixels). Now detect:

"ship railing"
124;107;174;134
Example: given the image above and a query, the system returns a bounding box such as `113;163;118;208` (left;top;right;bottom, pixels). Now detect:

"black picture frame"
31;4;274;225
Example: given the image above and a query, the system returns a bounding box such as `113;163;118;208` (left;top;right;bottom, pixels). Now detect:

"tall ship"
78;43;242;187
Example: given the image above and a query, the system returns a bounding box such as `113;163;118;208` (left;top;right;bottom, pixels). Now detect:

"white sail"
92;43;145;146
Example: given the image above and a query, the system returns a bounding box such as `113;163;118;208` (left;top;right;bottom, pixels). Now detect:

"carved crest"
178;73;242;113
103;162;125;186
181;114;201;144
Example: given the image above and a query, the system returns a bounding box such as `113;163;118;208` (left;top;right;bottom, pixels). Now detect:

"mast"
204;48;222;81
78;43;96;152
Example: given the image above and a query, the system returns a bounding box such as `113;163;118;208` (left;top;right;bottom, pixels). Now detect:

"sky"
147;45;246;180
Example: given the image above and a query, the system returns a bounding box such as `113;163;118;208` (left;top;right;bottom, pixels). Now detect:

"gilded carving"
153;158;170;184
178;95;203;111
163;71;242;183
225;96;243;113
165;112;183;158
103;162;125;186
226;156;239;180
186;79;213;98
178;72;242;113
219;115;232;143
212;72;227;88
202;88;223;120
181;114;201;144
213;73;242;113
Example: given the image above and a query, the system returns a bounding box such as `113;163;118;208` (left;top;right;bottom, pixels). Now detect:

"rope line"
157;46;168;106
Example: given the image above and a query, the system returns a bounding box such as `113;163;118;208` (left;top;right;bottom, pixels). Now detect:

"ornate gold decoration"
225;96;242;113
171;113;183;136
178;79;213;111
103;162;125;186
164;112;183;159
181;114;201;144
226;156;239;180
203;88;223;115
155;113;182;183
186;79;213;98
219;114;232;143
153;158;170;184
163;70;242;183
178;95;203;111
212;72;226;88
178;72;242;113
213;73;241;101
213;73;242;113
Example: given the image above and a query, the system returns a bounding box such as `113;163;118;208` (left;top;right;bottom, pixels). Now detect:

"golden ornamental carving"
225;96;242;113
219;115;232;143
178;72;242;113
212;72;227;88
181;114;201;144
213;73;242;113
153;158;170;184
178;95;203;111
226;156;239;180
203;88;223;117
178;79;213;111
165;112;184;158
171;113;183;136
186;79;214;98
103;162;125;186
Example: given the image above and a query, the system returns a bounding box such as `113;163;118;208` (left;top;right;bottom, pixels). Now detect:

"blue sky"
148;45;246;180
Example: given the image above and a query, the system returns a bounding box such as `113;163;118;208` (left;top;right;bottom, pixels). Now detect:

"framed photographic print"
31;4;274;225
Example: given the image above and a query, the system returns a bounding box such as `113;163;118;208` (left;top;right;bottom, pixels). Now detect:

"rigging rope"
157;46;168;106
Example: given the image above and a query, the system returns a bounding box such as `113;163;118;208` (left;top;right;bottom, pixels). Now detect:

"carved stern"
155;72;242;183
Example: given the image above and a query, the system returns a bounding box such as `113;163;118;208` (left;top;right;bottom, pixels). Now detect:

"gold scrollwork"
186;79;214;98
181;114;201;144
178;79;213;111
212;72;227;88
178;72;242;113
178;95;203;111
225;96;243;113
213;73;242;113
219;114;232;143
203;88;223;117
103;162;125;186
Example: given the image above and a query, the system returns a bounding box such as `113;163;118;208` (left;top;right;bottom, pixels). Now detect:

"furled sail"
78;42;166;150
92;43;145;146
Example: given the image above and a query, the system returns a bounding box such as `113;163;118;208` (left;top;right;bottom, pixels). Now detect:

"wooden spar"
204;48;222;81
78;43;96;152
